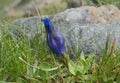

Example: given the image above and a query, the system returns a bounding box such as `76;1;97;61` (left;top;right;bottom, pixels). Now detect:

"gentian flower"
41;17;66;57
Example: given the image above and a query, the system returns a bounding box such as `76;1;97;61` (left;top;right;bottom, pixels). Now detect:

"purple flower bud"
41;17;66;57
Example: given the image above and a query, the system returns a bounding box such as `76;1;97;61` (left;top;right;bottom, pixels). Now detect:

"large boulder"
12;16;41;40
12;5;120;54
53;5;120;54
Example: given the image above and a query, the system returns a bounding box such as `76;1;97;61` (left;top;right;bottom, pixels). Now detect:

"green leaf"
75;60;86;74
86;55;94;67
40;64;63;71
80;52;85;61
75;63;84;74
68;60;76;75
19;57;62;71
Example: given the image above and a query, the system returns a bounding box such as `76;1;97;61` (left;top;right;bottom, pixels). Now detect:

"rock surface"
12;16;41;40
53;5;120;23
12;5;120;54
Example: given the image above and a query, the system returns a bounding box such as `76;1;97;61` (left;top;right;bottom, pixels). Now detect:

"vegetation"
0;0;120;82
0;20;120;83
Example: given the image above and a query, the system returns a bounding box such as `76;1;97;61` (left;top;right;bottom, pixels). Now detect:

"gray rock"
53;5;120;54
54;21;120;54
11;16;41;39
11;6;120;55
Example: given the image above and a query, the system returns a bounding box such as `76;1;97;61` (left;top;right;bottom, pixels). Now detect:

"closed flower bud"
41;17;66;57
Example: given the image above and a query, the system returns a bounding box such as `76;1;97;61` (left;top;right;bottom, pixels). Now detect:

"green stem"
61;53;69;67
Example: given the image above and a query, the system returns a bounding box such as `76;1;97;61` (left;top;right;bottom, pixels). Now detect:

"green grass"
0;20;120;82
0;0;120;82
0;22;60;82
